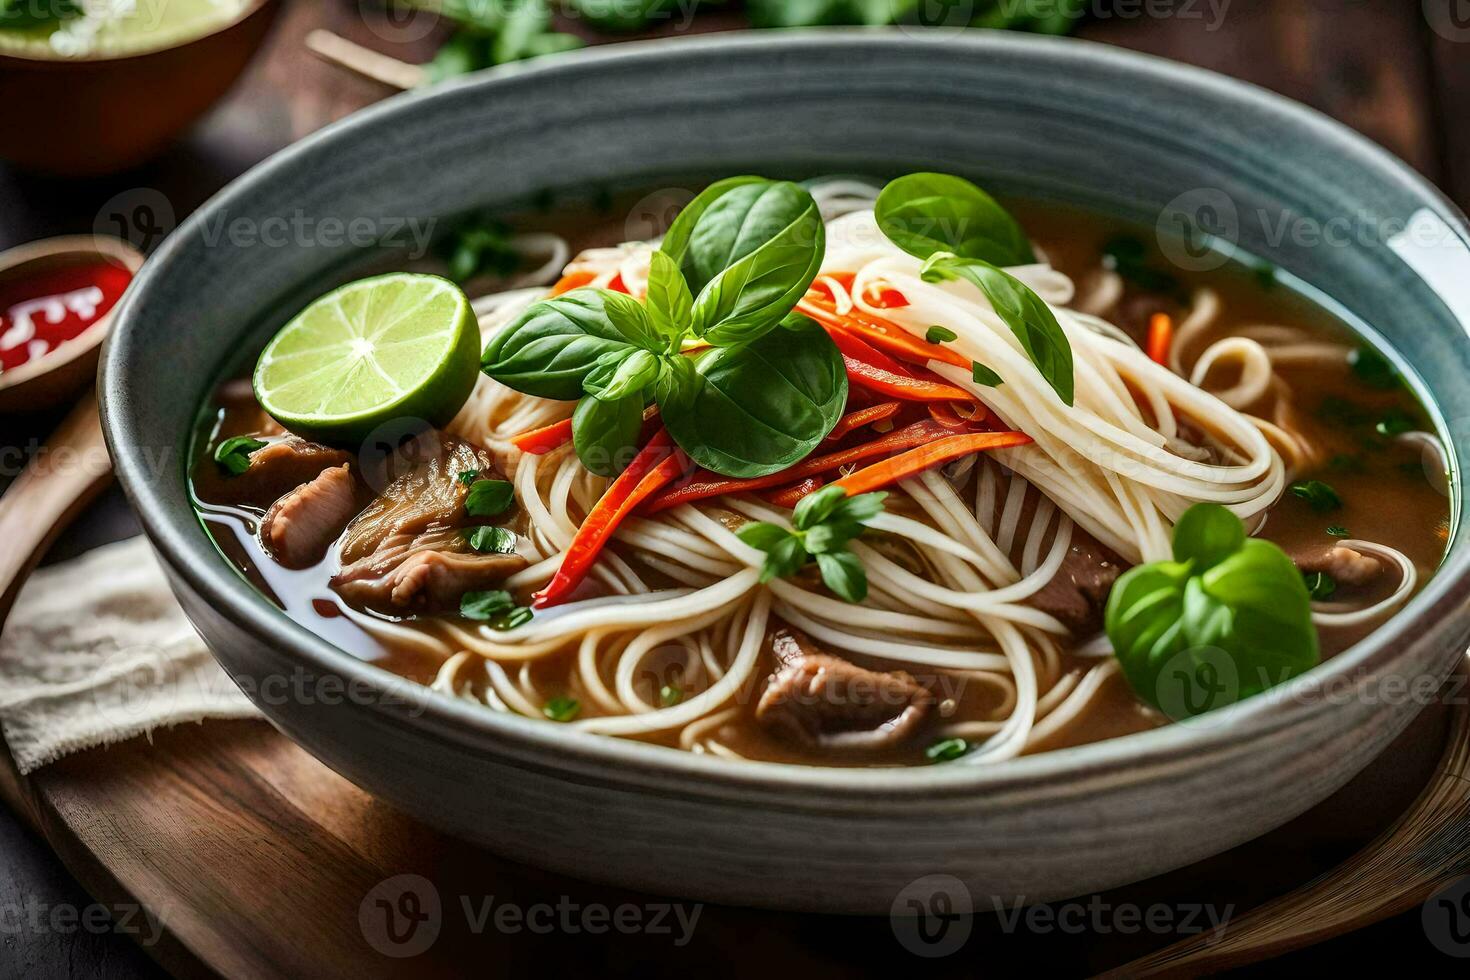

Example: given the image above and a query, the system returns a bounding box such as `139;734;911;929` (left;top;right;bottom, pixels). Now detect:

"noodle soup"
191;177;1450;768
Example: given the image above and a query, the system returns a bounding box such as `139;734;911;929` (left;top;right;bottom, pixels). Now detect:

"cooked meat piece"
260;465;363;569
1294;544;1382;587
756;628;934;752
220;436;353;508
1028;529;1125;636
339;433;500;564
332;528;528;615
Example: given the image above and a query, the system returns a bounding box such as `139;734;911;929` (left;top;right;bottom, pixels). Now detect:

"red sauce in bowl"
0;261;133;373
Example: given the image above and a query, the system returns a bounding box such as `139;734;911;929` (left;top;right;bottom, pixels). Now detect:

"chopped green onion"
1327;525;1349;538
213;436;266;476
464;526;517;554
465;479;515;517
925;325;957;344
492;606;533;631
1302;571;1337;601
1375;411;1415;437
460;590;515;620
543;696;581;722
971;361;1003;387
1290;480;1342;513
659;684;683;707
925;738;969;763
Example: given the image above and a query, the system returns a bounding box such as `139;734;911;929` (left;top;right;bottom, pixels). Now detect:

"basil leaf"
481;288;637;400
658;176;766;268
585;349;658;402
923;253;1074;406
876;172;1036;267
572;392;644;477
736;522;794;552
653;351;697;408
793;485;848;530
828;490;888;526
1105;504;1319;721
1171;502;1245;570
644;250;694;346
600;288;664;352
683;181;826;346
465;479;515;517
213;436;266;476
803;522;864;555
464;526;517;554
660;315;847;477
759;535;808;583
816;550;868;603
926;325;957;344
1289;480;1342;513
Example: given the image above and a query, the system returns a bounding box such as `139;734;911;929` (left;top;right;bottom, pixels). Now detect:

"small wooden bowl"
0;0;281;177
0;235;144;414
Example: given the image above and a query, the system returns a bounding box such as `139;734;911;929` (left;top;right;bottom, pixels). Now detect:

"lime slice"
253;273;480;445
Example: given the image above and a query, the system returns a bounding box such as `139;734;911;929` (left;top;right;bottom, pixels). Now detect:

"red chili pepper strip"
927;400;991;430
825;401;900;442
833;431;1034;497
765;478;823;508
607;273;629;294
511;417;574;454
825;320;916;377
643;419;956;513
1147;312;1173;366
799;295;970;370
534;430;687;607
844;355;972;403
550;271;597;296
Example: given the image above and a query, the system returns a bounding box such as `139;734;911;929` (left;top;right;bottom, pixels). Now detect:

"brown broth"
190;193;1451;768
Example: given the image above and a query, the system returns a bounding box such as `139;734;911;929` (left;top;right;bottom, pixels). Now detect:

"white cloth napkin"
0;536;259;774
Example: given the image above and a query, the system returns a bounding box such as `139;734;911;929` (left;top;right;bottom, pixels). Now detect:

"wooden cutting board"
0;692;1454;978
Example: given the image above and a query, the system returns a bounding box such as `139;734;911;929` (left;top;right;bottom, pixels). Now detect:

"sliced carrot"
644;419;956;513
928;400;988;430
534;429;688;607
799;295;969;370
550;270;596;296
765;477;823;508
511;417;574;454
844;355;972;403
1147;312;1173;366
825;401;900;442
833;431;1034;496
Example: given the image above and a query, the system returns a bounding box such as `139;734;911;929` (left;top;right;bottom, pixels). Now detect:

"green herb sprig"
1104;503;1319;721
482;177;847;479
736;486;886;603
213;436;267;476
874;173;1075;405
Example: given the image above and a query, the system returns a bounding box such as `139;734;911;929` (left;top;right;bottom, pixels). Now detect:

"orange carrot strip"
825;401;900;442
833;431;1034;496
799;295;970;370
1147;312;1173;366
511;418;574;454
550;271;596;296
534;430;686;607
765;478;823;508
644;419;956;513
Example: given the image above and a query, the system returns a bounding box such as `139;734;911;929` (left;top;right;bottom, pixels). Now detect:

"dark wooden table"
0;1;1467;976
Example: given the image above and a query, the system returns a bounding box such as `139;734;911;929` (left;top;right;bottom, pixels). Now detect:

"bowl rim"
0;0;275;65
101;28;1470;801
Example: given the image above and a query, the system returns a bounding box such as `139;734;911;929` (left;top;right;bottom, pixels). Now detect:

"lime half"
254;273;480;445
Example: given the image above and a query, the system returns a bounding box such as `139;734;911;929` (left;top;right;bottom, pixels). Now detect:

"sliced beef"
1029;529;1125;636
260;464;363;569
333;528;527;615
339;433;499;564
1294;544;1383;588
331;433;525;615
755;628;933;752
220;436;354;508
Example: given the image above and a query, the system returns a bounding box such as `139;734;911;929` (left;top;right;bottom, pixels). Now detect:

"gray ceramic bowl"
101;31;1470;913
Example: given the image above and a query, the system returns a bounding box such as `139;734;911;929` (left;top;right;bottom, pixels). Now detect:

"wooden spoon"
1103;667;1470;975
0;392;113;627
